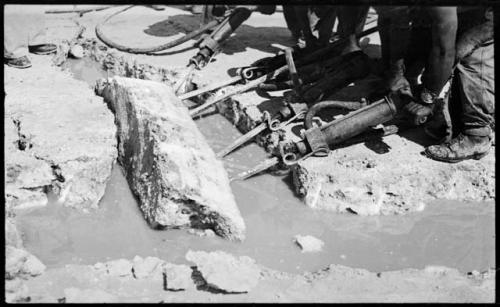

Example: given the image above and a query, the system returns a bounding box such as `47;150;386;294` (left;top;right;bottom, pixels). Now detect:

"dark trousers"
283;5;337;49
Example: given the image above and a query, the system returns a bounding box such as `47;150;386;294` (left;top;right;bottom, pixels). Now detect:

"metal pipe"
319;96;397;146
296;93;406;155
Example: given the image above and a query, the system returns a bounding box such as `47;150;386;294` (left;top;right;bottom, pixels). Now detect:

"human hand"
387;73;413;98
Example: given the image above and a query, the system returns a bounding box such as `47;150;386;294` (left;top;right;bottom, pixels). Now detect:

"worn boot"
28;44;57;55
4;55;32;69
424;133;491;163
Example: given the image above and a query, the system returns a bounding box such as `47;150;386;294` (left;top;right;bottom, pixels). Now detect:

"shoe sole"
30;50;57;55
6;63;32;69
424;150;489;163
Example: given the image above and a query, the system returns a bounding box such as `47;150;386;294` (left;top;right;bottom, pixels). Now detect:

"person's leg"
283;5;303;42
295;6;317;49
26;6;49;46
4;5;30;60
375;6;410;72
457;40;495;137
404;8;432;87
309;5;337;48
337;5;369;53
425;39;494;162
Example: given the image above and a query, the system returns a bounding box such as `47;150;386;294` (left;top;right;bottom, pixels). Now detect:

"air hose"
304;100;366;130
95;5;223;54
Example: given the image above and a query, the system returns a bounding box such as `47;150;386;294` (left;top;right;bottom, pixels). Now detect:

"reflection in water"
17;57;495;274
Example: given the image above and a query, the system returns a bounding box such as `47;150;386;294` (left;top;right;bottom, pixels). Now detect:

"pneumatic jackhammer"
174;7;253;94
232;91;433;181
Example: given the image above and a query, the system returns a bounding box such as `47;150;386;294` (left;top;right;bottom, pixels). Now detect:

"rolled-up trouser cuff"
464;126;492;137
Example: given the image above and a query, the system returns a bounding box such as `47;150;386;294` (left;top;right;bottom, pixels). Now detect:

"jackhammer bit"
175;7;253;95
217;102;307;158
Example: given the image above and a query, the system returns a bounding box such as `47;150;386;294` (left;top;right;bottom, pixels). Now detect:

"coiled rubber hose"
304;100;364;130
95;5;221;54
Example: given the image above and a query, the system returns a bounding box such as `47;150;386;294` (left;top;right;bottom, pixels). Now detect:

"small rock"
294;235;324;253
424;265;455;276
21;254;46;277
105;259;133;277
186;250;260;293
5;246;28;279
69;45;84;59
132;256;163;279
5;278;29;303
92;262;106;273
5;218;23;248
64;288;117;303
163;263;194;290
187;229;216;237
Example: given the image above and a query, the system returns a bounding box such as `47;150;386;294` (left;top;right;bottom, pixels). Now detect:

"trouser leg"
337;6;369;37
375;6;411;69
27;9;48;47
294;6;316;48
456;39;495;137
4;5;30;59
308;5;337;47
4;5;48;59
283;5;302;39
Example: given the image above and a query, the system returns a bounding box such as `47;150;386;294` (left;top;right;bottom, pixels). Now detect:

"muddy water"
16;58;495;274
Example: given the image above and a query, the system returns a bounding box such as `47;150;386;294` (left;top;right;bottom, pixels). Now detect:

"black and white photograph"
3;2;495;303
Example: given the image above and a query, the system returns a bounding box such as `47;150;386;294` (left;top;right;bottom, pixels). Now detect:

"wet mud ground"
16;57;495;275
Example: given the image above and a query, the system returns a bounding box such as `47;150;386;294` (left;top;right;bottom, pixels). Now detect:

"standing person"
381;6;494;162
4;5;57;69
282;5;337;51
424;6;494;162
283;5;369;54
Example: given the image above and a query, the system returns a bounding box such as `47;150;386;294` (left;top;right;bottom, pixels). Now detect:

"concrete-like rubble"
63;6;496;216
186;250;261;293
4;57;117;212
292;134;495;215
17;250;495;303
96;76;246;241
4;6;495;303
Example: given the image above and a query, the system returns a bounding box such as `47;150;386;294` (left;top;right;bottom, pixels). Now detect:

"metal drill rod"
230;157;279;182
285;48;302;93
233;124;399;182
217;122;268;158
189;64;289;117
178;75;243;101
174;64;196;95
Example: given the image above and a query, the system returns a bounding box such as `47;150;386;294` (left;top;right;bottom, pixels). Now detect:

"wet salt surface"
16;58;495;274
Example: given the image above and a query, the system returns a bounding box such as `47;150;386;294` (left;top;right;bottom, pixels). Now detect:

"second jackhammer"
232;91;429;181
180;25;378;101
174;7;253;94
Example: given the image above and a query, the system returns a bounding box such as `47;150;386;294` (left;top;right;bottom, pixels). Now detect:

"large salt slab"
97;77;245;241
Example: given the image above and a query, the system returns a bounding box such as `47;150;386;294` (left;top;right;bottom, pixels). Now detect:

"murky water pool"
16;57;495;274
